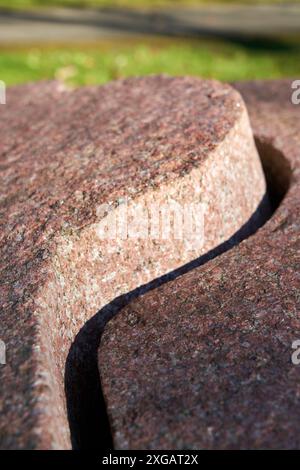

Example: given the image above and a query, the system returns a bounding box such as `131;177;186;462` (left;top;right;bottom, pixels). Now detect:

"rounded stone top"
0;76;266;450
1;76;244;211
0;76;252;267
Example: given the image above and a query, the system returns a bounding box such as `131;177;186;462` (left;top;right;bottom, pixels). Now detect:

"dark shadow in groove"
255;138;292;212
65;140;291;450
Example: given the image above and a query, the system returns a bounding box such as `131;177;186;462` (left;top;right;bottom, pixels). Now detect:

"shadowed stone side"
99;80;300;450
0;76;265;449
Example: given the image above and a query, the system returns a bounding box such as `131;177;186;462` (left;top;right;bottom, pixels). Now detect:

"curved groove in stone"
98;81;299;450
0;77;288;450
1;77;265;449
65;138;290;449
255;138;292;211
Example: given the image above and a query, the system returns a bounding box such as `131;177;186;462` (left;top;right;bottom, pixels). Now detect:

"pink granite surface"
0;76;266;449
99;80;300;449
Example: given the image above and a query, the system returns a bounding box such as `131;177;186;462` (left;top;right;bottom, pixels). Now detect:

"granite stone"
99;79;300;450
0;76;265;449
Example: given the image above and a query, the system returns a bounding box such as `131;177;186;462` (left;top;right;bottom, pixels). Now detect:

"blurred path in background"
1;4;300;44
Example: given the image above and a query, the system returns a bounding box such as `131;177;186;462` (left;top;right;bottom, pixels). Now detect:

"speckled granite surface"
99;80;300;450
0;76;265;449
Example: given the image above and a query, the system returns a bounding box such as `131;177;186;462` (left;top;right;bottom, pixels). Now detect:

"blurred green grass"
1;37;300;87
0;0;299;9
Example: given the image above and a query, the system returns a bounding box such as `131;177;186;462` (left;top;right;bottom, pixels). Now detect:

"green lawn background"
1;0;300;9
1;36;300;87
1;1;300;86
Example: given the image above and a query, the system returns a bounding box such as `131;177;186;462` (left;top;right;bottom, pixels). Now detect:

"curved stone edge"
98;79;300;450
0;77;265;449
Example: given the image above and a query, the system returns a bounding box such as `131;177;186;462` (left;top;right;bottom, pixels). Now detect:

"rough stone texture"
0;76;265;449
99;80;300;450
